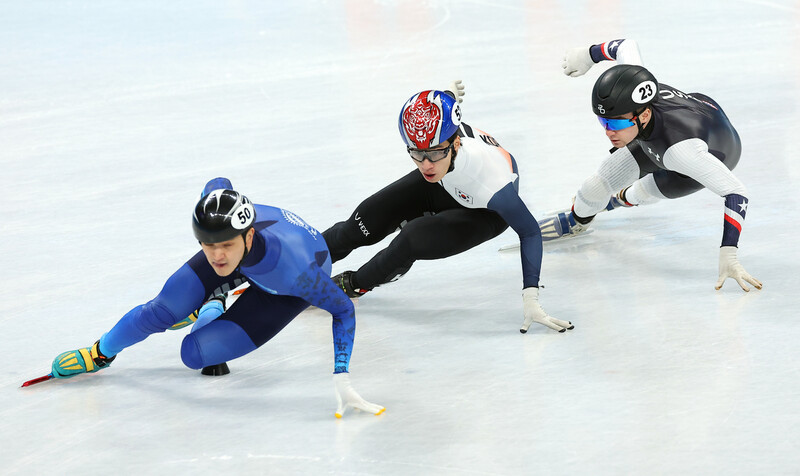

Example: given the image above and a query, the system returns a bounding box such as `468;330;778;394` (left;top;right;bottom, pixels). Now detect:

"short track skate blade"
21;374;54;387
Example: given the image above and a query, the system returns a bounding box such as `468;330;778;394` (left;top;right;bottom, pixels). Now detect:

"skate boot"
52;340;116;379
605;187;635;211
538;211;592;242
332;271;369;298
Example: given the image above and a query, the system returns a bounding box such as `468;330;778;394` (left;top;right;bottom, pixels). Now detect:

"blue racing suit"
99;180;356;373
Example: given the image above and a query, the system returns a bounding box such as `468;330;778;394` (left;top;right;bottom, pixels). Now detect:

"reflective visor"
597;116;636;131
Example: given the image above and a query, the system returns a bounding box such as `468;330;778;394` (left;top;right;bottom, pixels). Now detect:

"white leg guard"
624;175;666;206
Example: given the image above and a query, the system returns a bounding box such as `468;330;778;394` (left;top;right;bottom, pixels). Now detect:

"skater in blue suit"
49;178;383;418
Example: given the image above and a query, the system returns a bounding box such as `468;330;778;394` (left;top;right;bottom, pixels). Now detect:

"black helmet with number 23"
592;64;659;118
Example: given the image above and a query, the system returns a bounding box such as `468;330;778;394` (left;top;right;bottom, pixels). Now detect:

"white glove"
333;372;385;418
562;46;594;77
445;79;465;103
715;246;762;292
521;287;573;333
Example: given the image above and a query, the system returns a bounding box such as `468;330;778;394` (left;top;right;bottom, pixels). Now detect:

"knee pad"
626;176;666;205
575;174;615;217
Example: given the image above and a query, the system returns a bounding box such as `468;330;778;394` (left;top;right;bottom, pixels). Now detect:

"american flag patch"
722;194;748;246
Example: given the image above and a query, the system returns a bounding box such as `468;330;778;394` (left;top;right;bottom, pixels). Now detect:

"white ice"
2;1;799;474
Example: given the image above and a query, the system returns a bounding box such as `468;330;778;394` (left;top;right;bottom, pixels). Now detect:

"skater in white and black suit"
323;82;572;334
538;38;762;292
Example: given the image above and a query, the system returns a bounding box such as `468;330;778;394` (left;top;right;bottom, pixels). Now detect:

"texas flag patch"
455;188;473;205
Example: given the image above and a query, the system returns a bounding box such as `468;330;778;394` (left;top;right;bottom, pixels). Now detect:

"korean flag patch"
455;188;473;205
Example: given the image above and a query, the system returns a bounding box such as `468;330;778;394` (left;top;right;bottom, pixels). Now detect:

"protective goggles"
407;142;454;163
597;115;638;131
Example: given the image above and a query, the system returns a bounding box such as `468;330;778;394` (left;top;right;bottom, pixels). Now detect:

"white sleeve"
662;138;747;196
615;39;644;66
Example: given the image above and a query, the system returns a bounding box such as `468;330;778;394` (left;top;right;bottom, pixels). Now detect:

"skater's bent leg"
100;252;240;357
100;263;207;356
624;175;667;205
355;208;507;289
181;320;256;369
181;289;309;369
323;171;436;263
651;169;705;200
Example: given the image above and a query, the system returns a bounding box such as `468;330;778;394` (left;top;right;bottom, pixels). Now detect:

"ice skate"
537;211;591;242
52;340;115;379
332;271;369;298
605;187;635;211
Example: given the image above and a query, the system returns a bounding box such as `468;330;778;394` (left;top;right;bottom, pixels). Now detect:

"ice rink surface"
2;1;799;474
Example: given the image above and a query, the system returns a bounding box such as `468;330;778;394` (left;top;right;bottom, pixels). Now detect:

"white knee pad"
574;174;614;217
625;175;666;205
575;147;642;217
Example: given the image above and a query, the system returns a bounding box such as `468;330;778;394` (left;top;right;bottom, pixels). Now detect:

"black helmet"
592;64;658;118
192;189;256;243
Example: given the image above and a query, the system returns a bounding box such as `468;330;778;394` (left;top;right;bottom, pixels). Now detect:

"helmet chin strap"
447;149;457;173
634;107;651;137
446;136;460;173
235;231;251;271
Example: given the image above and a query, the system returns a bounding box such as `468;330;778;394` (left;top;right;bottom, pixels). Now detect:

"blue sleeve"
487;183;543;288
289;263;356;374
